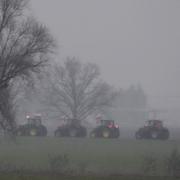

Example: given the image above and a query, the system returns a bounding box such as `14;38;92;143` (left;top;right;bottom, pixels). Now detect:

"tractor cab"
100;120;119;129
144;120;163;129
101;120;114;126
26;115;42;126
59;119;81;127
16;114;47;136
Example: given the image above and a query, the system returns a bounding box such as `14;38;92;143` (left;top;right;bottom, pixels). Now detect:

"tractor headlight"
115;125;119;128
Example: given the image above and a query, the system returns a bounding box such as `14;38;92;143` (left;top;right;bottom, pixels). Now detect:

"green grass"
0;174;175;180
0;137;179;174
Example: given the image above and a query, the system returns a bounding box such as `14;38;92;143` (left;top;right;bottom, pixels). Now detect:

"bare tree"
44;58;116;125
0;86;16;135
0;0;55;133
0;0;55;89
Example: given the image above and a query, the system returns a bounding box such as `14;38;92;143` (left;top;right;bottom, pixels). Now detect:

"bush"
48;154;70;173
165;147;180;177
142;153;158;175
77;162;88;174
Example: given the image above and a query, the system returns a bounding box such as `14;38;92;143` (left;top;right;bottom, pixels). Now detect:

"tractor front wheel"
39;126;47;136
29;129;37;136
69;128;77;137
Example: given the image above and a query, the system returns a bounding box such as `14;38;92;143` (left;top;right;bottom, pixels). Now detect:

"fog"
1;1;180;178
30;0;180;111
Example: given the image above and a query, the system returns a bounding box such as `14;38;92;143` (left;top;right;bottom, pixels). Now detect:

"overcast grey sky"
30;0;180;108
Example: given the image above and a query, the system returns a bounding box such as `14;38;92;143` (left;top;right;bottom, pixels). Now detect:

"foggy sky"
30;0;180;109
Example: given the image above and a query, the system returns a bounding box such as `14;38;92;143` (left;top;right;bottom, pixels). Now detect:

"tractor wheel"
161;129;169;140
135;132;142;139
102;129;110;138
39;126;47;136
69;128;77;137
29;128;37;136
90;132;96;138
150;131;159;139
113;129;120;138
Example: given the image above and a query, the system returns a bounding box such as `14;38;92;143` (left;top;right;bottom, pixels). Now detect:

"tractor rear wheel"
113;129;120;138
161;129;169;140
102;129;110;138
69;128;77;137
39;126;47;136
90;132;96;138
151;131;159;139
135;132;142;139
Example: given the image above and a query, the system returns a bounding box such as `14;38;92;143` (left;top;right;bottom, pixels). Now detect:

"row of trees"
0;0;117;135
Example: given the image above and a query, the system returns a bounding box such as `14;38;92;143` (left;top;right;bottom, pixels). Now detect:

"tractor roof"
101;119;114;122
148;119;162;123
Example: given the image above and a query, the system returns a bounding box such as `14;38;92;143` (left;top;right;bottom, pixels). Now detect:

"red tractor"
90;120;120;138
54;119;87;138
135;120;169;140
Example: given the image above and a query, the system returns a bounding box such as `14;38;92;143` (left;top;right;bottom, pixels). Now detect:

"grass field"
0;137;179;175
0;174;175;180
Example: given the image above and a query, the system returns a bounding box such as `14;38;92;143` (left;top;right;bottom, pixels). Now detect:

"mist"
0;0;179;179
28;0;180;127
30;1;179;95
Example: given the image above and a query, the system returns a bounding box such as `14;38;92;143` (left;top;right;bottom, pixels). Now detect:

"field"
0;137;179;175
0;174;175;180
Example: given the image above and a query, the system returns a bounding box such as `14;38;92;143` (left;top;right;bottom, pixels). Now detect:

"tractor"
16;114;47;136
135;120;169;140
54;119;87;137
90;120;120;138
